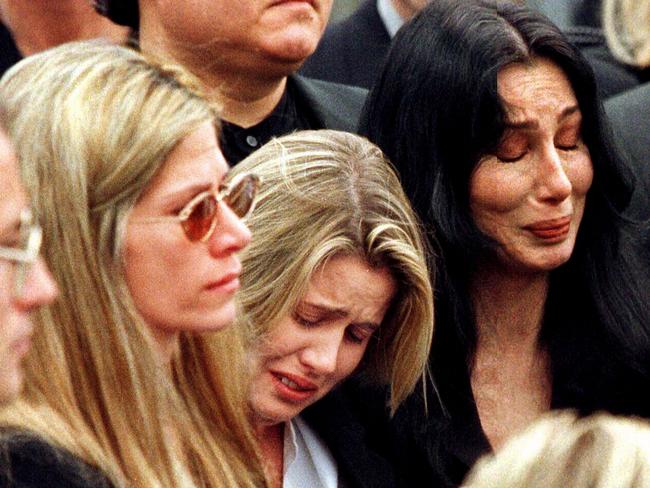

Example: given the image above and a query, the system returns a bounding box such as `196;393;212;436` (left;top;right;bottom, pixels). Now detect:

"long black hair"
361;0;650;418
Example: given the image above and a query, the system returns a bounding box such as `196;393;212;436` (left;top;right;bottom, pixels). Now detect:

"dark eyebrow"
559;105;581;121
504;104;581;131
504;119;538;131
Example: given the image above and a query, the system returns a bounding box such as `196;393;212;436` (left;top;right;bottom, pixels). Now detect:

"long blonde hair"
232;130;434;414
603;0;650;68
0;41;264;488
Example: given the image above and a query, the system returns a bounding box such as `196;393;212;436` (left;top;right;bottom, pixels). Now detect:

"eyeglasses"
0;209;43;298
138;172;260;242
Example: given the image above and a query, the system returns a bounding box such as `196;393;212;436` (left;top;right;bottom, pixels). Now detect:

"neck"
215;77;287;128
471;263;549;351
390;0;420;21
1;0;129;56
254;421;284;488
149;327;180;366
139;21;287;128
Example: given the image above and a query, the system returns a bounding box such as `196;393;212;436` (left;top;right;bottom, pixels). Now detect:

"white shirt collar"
377;0;406;38
283;416;338;488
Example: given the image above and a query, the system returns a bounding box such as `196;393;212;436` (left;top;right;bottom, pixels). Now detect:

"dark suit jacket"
0;22;22;78
291;74;368;132
605;82;650;220
300;0;391;90
0;429;113;488
303;379;407;488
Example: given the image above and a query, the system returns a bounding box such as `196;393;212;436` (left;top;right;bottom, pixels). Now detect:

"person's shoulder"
606;81;650;114
293;75;368;99
0;428;113;488
325;0;385;40
290;75;368;132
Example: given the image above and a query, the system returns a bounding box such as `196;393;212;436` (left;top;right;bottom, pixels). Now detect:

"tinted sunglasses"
140;172;260;242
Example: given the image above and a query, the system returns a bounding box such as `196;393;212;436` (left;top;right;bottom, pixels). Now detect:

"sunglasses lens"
225;175;258;218
182;194;218;241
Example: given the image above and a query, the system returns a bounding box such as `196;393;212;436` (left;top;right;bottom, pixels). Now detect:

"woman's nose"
299;331;342;376
207;203;252;256
536;145;572;203
14;257;58;310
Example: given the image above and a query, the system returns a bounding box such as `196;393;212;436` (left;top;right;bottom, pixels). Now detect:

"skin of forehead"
0;131;25;236
498;58;578;123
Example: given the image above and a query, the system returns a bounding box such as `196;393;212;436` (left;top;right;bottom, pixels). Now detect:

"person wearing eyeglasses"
230;130;434;488
0;41;265;488
0;122;57;406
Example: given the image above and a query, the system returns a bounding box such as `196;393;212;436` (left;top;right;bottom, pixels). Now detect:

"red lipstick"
525;216;571;240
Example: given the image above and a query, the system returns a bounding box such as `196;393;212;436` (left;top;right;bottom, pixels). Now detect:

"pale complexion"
139;0;333;127
123;122;251;362
468;58;593;449
0;129;57;404
248;254;396;487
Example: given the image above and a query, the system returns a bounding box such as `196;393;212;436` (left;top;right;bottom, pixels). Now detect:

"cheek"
122;228;190;319
567;153;594;197
334;344;368;382
256;320;299;363
470;161;530;234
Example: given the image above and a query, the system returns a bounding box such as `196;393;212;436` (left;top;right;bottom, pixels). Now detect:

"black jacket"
300;0;391;90
605;82;650;221
0;429;113;488
291;74;368;132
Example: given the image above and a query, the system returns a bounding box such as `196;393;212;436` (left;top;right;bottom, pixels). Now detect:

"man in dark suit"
95;0;367;165
300;0;428;89
605;83;650;220
531;0;644;98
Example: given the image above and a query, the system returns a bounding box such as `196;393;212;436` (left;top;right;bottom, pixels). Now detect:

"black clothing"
606;82;650;220
0;429;113;488
307;280;650;488
303;380;405;488
567;27;649;99
0;22;22;78
220;75;367;165
300;0;391;90
531;1;648;99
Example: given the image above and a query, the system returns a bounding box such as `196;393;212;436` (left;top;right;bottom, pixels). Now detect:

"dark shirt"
220;78;314;165
0;22;22;78
0;429;113;488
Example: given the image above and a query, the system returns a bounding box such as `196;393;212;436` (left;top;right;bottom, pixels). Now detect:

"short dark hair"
361;0;650;423
93;0;139;30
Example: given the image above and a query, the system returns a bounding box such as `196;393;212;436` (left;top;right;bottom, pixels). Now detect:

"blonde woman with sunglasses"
0;41;265;487
0;121;57;407
232;130;434;488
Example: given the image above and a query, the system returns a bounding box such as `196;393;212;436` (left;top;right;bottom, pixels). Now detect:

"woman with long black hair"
356;1;650;485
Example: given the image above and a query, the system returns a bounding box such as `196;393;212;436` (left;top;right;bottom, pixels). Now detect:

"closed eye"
293;312;320;328
557;144;579;151
495;130;528;163
346;324;377;344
